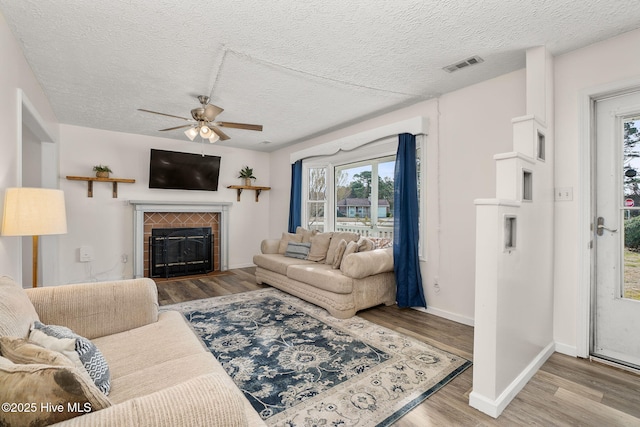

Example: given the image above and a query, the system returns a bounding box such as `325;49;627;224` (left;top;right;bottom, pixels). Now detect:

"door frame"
578;77;640;358
15;89;59;286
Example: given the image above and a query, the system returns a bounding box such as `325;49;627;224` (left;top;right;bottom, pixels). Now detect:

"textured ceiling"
1;0;640;151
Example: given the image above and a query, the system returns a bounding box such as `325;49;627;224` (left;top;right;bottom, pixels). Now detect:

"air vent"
443;55;484;73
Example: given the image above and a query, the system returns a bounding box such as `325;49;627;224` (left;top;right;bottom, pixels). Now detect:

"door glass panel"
623;117;640;301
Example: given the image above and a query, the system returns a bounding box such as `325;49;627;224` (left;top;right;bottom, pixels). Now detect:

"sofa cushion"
287;263;354;294
295;226;318;243
307;232;333;262
325;232;360;265
0;336;74;367
0;276;40;339
341;247;394;279
278;232;303;254
0;355;111;427
332;239;348;269
284;242;312;259
356;236;375;252
30;321;111;395
254;253;315;276
340;241;359;272
368;236;393;249
92;310;223;403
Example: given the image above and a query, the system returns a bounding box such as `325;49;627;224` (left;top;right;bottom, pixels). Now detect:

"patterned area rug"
164;289;471;426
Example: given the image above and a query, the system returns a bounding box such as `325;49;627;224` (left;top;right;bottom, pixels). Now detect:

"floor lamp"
1;188;68;287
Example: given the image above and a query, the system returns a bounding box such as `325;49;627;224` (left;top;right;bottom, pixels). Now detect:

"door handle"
596;217;618;236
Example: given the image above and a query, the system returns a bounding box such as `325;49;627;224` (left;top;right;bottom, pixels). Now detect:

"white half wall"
58;124;271;284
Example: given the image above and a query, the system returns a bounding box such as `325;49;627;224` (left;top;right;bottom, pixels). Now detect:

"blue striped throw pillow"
285;242;312;259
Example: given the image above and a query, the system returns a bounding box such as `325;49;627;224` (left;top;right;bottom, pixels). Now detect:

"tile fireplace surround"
130;201;231;278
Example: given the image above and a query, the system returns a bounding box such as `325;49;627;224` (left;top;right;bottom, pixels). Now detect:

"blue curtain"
288;160;303;233
394;133;427;308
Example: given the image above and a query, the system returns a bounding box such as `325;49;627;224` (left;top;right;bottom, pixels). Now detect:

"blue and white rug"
165;288;471;427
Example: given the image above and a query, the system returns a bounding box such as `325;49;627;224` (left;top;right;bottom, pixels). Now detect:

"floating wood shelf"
66;176;136;198
227;185;271;202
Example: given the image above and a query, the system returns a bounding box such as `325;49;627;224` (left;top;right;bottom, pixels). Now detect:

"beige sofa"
253;230;396;318
0;276;266;427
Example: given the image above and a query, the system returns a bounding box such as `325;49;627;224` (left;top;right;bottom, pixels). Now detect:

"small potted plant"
93;165;113;178
238;166;256;186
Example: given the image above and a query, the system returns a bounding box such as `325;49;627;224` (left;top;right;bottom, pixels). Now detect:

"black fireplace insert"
150;227;213;278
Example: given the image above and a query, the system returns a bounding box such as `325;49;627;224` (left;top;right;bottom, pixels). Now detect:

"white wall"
554;27;640;354
269;70;525;323
58;124;271;284
0;11;58;282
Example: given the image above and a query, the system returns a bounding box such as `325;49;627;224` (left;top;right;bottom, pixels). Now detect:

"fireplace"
130;201;231;279
150;227;213;278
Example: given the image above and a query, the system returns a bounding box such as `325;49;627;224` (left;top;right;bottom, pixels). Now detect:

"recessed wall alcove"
130;201;231;278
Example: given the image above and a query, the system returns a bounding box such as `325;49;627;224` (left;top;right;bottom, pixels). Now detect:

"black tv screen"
149;149;221;191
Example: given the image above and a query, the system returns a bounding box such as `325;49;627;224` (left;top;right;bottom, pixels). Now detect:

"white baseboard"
469;341;555;418
228;263;256;270
554;341;578;357
414;306;475;327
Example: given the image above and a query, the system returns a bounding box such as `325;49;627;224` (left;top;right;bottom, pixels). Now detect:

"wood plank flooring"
157;268;640;427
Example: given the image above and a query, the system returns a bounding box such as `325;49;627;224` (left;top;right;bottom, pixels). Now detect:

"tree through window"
335;157;395;238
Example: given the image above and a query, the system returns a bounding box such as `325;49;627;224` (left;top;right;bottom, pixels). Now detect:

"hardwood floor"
157;268;640;426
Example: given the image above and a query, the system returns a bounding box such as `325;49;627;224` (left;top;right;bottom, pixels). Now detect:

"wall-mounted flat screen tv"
149;149;221;191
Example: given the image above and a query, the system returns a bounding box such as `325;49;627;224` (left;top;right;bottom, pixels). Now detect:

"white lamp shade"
209;133;220;143
1;188;67;236
184;127;199;141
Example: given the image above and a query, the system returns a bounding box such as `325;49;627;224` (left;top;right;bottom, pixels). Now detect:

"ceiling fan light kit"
139;95;263;144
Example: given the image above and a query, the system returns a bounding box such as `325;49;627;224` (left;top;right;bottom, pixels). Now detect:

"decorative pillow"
0;357;111;427
307;232;333;262
0;336;74;367
332;240;348;269
0;276;40;339
325;232;360;265
278;232;304;254
29;322;111;395
284;242;312;259
340;241;359;272
368;236;393;249
295;226;318;243
356;236;375;252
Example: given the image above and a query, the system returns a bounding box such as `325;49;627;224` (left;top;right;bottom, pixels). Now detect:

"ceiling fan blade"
158;124;194;132
138;108;192;121
212;126;230;140
216;121;263;131
203;104;224;121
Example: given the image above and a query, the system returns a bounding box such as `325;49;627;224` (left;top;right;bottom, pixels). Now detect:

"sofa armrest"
25;279;158;340
260;238;281;254
53;373;252;427
341;248;394;279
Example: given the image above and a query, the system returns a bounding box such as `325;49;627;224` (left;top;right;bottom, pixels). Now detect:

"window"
301;135;424;244
305;167;327;232
335;156;395;238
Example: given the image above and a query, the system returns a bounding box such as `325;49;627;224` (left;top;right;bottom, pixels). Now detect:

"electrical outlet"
121;254;128;263
79;246;94;262
555;187;573;201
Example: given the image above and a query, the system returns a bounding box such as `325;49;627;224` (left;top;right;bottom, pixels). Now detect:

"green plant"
238;166;256;179
93;165;113;173
625;215;640;250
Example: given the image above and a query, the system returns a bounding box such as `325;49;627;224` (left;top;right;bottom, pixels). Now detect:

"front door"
594;91;640;369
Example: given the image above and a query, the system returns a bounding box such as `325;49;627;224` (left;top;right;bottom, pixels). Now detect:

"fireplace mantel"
129;200;232;278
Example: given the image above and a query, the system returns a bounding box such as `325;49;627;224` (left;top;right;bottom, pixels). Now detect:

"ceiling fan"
138;95;263;143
